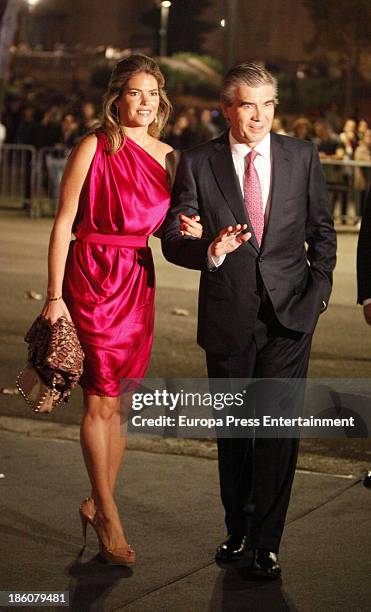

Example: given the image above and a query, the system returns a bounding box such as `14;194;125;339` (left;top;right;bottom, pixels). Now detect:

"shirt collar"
229;130;271;160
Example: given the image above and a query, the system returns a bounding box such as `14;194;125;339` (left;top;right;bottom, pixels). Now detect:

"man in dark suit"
161;63;337;578
357;192;371;322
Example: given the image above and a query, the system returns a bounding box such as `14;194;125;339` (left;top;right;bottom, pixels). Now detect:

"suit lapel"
262;133;292;250
209;133;260;252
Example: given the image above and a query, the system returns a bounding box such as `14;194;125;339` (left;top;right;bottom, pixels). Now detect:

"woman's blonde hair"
100;54;171;154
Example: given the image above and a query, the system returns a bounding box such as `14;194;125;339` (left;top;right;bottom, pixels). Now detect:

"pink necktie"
243;150;264;246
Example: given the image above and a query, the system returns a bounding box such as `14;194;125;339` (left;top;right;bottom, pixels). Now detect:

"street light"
158;0;171;57
18;0;39;47
23;0;40;47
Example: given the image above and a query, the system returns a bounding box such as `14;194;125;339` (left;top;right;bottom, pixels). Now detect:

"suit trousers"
206;297;312;552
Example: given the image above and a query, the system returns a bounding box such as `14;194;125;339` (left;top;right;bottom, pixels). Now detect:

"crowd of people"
0;91;370;222
0;95;101;211
0;98;99;150
272;113;371;221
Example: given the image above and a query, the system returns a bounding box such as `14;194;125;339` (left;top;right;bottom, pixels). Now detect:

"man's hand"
211;224;251;258
363;303;371;326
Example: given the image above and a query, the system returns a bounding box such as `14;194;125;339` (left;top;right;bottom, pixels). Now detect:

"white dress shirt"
229;130;271;211
207;130;272;268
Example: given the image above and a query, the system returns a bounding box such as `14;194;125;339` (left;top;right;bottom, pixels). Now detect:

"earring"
155;115;158;124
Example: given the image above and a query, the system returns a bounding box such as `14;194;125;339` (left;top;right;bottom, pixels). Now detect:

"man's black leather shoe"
215;534;248;562
251;549;281;579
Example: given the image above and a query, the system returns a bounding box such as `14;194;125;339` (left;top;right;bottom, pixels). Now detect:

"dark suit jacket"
357;191;371;304
161;131;337;355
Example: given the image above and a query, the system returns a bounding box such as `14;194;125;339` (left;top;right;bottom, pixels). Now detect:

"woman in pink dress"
41;55;202;565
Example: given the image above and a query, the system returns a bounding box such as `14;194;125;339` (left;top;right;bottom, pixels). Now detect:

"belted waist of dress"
75;233;148;247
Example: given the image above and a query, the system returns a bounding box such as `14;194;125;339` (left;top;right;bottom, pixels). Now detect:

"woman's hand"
179;214;203;238
211;224;251;258
41;297;72;325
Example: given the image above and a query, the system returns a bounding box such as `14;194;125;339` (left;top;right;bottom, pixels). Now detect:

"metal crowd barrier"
0;144;36;212
0;144;70;217
320;158;371;224
0;145;370;223
33;146;70;217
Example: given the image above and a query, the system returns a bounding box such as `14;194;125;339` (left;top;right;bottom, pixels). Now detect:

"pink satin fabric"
63;133;170;396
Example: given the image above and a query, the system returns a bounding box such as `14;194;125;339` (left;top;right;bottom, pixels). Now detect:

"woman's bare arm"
42;134;97;323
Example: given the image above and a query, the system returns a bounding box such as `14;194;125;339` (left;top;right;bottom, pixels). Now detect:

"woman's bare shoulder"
158;140;173;155
68;133;98;167
144;136;172;170
149;136;172;155
61;134;98;183
76;133;98;154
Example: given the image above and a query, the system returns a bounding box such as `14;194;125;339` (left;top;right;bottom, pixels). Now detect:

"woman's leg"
89;392;131;494
107;391;133;491
107;409;127;492
80;392;130;549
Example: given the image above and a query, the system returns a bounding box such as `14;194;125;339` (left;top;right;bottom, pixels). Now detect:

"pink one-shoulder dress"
63;132;170;396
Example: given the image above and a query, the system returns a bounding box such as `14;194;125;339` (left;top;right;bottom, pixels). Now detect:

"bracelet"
48;296;63;302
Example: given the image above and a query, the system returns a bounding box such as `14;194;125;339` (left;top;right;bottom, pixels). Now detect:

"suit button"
258;256;264;263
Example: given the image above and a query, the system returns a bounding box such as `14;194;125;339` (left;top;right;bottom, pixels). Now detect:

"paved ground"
0;426;370;612
0;211;371;611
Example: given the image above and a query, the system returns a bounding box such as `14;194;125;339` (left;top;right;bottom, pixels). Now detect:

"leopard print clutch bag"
17;315;84;413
